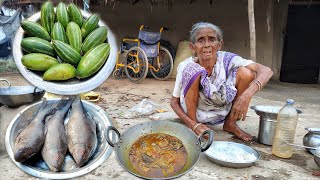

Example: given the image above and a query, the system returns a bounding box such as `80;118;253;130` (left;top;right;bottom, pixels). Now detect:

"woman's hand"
229;93;251;121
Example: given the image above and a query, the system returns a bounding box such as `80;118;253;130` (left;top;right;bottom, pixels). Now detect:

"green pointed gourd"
67;3;83;27
40;1;55;34
51;22;68;43
21;37;55;56
22;53;59;71
52;40;81;65
66;22;82;53
77;43;110;79
21;20;51;41
43;63;76;81
56;2;70;28
81;14;99;39
82;26;108;54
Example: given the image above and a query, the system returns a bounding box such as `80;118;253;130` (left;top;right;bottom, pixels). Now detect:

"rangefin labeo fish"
13;98;56;162
41;97;74;172
67;96;97;167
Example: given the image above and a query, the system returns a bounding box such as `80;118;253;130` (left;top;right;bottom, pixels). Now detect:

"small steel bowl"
205;141;260;168
13;10;118;95
5;99;115;179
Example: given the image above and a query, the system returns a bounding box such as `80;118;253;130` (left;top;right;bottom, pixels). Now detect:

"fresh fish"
67;96;97;167
41;97;74;172
13;98;56;162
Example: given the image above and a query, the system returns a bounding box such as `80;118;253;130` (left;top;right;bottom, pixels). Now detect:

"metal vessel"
5;99;115;179
12;10;118;95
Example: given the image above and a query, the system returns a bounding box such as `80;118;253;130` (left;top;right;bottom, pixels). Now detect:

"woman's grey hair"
190;22;223;43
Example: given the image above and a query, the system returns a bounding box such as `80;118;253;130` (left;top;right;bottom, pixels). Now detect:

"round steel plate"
5;99;115;179
205;141;260;168
13;11;118;95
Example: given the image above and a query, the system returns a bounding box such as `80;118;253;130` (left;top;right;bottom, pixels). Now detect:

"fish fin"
44;114;52;124
86;112;97;131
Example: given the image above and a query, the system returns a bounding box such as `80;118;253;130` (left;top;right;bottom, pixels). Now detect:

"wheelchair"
113;25;174;83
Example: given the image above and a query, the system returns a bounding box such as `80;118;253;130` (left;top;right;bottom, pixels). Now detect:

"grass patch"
0;55;18;73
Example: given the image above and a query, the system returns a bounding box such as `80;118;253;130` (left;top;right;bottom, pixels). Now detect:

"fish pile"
13;96;97;172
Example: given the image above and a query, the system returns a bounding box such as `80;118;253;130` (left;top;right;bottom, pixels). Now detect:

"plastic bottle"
272;99;298;158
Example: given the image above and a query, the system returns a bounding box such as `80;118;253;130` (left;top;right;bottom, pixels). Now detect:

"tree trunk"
248;0;256;61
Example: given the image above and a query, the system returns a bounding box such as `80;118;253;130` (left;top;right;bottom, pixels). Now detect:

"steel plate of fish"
5;98;114;179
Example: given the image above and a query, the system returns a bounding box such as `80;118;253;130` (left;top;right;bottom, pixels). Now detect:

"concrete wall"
91;0;288;80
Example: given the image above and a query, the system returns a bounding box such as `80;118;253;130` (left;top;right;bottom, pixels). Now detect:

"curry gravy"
129;133;187;178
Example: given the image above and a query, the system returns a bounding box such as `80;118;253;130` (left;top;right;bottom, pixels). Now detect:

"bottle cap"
286;99;294;105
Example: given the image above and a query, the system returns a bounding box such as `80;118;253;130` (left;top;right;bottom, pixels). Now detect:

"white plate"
13;10;118;95
205;141;260;168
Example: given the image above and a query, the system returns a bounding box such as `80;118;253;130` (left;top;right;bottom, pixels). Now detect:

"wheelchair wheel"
150;46;173;80
113;68;123;79
124;47;149;83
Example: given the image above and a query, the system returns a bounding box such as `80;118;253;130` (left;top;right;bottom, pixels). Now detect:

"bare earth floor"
0;73;320;180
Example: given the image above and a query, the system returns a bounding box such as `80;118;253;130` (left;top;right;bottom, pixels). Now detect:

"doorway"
280;4;320;84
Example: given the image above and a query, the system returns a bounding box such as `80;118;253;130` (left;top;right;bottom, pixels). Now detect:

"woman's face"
190;28;222;61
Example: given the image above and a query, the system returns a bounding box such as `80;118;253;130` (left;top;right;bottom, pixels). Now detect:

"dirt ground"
0;72;320;180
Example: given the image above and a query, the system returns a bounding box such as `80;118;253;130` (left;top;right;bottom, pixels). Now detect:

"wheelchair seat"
138;30;161;58
138;30;161;45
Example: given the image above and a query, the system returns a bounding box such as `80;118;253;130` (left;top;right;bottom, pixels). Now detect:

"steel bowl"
13;10;118;95
205;141;260;168
0;78;45;108
5;99;115;179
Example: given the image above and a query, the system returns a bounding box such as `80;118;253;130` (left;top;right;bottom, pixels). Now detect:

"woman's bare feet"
223;122;252;141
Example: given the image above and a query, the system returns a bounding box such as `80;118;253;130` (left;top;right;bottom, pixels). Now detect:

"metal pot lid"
251;105;302;118
5;99;115;179
13;10;118;95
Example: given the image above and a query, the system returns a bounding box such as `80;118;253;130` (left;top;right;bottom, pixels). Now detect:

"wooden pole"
248;0;256;61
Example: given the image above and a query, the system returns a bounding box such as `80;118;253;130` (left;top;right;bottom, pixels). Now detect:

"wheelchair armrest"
123;36;136;40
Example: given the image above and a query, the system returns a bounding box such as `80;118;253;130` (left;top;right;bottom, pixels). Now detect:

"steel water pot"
303;128;320;153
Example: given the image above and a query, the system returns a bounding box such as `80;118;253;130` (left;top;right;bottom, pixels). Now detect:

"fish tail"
56;96;74;111
71;95;82;109
39;99;58;117
34;98;54;117
38;98;48;111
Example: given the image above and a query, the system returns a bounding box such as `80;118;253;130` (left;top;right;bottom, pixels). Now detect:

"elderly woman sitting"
170;22;273;141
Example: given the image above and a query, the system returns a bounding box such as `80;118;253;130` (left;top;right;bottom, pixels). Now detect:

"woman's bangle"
255;81;261;91
192;122;202;132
